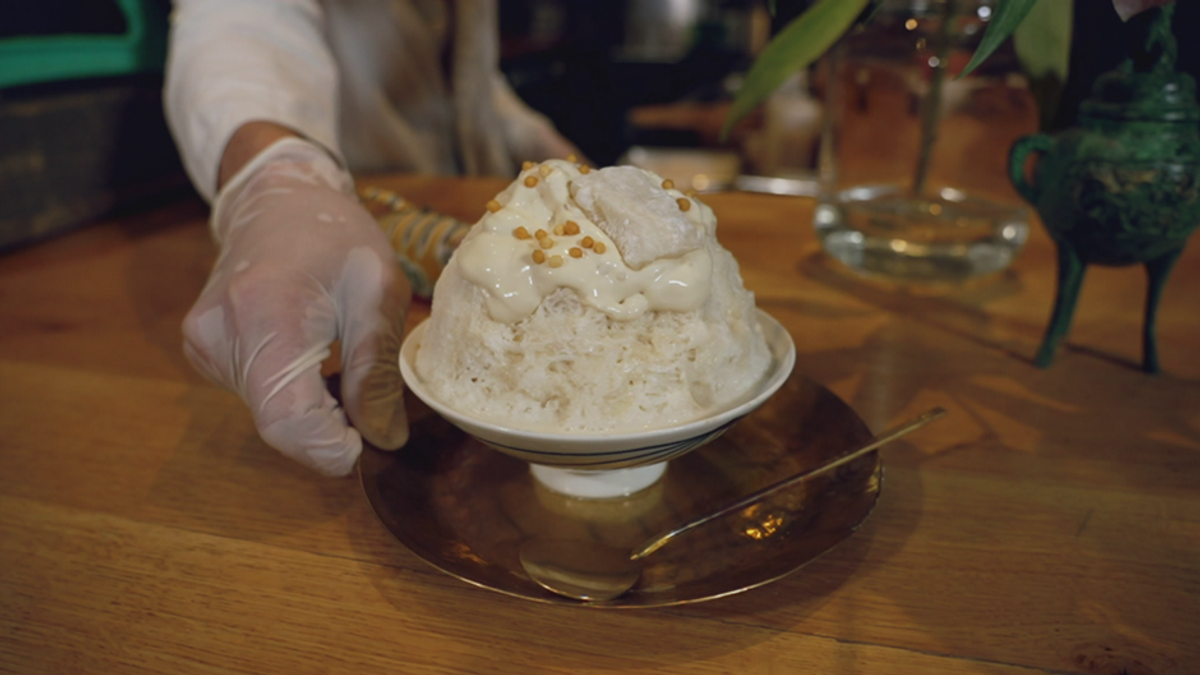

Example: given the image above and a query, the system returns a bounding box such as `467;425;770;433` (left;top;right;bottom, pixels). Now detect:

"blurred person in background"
164;0;581;478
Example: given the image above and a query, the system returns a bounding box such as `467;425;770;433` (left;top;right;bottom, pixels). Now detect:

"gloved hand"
183;138;412;476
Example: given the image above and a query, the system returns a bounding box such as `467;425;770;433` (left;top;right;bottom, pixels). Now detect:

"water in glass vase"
816;185;1029;281
815;0;1036;282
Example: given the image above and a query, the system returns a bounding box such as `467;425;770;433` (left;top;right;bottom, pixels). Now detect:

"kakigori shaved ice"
413;159;773;433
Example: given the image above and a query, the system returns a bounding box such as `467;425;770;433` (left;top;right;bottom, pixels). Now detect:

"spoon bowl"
518;540;641;602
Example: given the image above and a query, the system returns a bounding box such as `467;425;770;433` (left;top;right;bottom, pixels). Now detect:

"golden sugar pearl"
522;160;536;171
593;241;607;254
539;164;553;178
569;247;583;258
524;175;539;188
579;165;591;174
580;236;594;249
532;249;546;264
549;254;564;268
566;153;578;163
485;199;502;213
564;220;581;235
535;228;549;240
677;197;691;212
513;226;532;240
662;178;675;190
553;224;565;236
539;237;554;249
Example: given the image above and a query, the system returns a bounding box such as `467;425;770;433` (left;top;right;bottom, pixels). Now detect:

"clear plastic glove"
183;138;411;476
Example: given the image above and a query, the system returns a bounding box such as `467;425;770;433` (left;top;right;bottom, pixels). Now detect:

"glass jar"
814;0;1037;282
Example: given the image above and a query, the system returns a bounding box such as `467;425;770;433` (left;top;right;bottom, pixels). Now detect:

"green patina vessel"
1008;5;1200;373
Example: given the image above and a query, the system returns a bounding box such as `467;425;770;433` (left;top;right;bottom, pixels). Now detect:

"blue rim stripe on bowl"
480;420;739;468
480;418;739;459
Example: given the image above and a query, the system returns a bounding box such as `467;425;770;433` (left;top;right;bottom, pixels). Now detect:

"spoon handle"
629;406;947;561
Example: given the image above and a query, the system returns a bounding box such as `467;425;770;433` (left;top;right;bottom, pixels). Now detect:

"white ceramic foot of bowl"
530;462;667;499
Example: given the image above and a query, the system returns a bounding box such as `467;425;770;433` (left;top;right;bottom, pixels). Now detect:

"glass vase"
814;0;1037;282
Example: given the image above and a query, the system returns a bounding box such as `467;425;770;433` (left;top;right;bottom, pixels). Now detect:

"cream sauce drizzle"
456;160;713;323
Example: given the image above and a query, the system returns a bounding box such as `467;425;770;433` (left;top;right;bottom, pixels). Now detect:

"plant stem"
911;0;959;198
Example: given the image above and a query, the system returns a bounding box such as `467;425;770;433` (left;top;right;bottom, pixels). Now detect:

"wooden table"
2;176;1198;674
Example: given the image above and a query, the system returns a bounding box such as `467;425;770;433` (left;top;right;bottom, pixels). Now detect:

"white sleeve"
163;0;344;203
489;73;576;163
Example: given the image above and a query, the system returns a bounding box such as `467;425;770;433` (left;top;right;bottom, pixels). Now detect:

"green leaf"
721;0;870;139
958;0;1040;79
1013;0;1071;79
1013;0;1073;129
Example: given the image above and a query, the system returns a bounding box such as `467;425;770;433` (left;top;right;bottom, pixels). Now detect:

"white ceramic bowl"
400;309;796;497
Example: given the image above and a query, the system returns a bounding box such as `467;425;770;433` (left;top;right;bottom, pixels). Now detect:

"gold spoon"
519;407;947;602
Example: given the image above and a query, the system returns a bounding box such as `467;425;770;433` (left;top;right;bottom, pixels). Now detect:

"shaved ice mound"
413;160;772;433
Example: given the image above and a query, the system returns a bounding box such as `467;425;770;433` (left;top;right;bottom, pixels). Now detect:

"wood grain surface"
1;174;1198;675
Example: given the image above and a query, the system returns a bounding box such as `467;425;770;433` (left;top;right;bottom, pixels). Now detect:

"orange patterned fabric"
360;186;468;299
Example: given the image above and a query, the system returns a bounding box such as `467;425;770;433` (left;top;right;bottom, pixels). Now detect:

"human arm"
164;0;342;201
164;1;410;476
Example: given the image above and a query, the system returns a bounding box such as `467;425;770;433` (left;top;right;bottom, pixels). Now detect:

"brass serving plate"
360;372;880;607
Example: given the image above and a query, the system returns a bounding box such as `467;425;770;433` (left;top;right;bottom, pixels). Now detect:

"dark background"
498;0;1200;162
2;0;1198;249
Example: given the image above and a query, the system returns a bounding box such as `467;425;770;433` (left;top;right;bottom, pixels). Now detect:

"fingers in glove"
239;281;364;476
337;247;411;451
255;354;362;477
184;270;363;477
